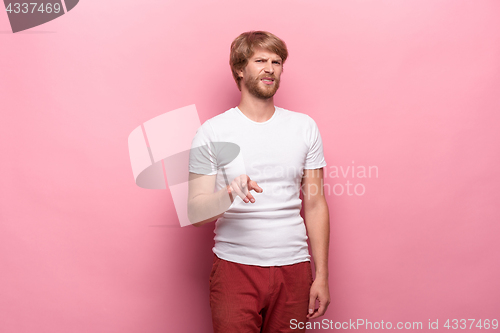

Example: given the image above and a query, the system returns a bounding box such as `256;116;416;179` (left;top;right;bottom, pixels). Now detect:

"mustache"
256;75;278;80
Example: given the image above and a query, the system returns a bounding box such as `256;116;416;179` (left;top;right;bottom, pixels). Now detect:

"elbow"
187;208;212;227
187;208;202;227
187;198;222;227
303;197;328;212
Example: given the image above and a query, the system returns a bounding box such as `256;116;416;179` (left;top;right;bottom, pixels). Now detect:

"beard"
243;74;280;99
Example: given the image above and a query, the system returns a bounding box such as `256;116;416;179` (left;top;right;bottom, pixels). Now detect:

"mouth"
260;77;275;85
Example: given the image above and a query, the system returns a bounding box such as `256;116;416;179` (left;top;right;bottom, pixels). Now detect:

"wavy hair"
230;31;288;91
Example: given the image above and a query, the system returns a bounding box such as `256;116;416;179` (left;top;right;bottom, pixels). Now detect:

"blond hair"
230;31;288;91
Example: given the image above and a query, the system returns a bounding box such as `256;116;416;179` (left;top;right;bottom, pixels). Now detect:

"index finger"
248;180;263;193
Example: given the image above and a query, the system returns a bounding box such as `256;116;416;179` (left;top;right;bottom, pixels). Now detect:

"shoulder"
198;107;237;134
276;106;317;126
206;107;237;124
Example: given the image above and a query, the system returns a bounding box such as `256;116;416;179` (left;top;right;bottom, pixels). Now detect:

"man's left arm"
302;168;331;319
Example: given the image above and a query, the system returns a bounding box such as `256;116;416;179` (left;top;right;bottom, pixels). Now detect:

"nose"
264;60;274;74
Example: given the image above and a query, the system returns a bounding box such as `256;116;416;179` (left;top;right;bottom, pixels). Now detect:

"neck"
238;91;276;123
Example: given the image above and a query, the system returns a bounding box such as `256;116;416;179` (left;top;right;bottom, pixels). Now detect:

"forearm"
188;186;233;226
304;200;330;280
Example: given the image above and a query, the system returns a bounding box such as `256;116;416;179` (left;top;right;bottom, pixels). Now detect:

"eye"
273;61;281;65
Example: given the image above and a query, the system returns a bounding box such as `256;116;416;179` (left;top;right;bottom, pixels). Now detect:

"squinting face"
240;47;283;99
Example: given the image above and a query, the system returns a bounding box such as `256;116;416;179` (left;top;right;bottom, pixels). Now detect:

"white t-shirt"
188;106;327;266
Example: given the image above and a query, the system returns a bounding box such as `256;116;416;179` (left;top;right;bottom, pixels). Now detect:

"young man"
188;31;330;332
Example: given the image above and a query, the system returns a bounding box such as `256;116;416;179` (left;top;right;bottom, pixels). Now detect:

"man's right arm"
187;173;263;227
187;172;232;227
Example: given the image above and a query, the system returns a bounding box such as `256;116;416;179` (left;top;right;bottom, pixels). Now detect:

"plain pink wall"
1;0;499;332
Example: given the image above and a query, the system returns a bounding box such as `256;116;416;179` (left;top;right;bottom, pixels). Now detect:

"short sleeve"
304;116;327;169
188;121;218;175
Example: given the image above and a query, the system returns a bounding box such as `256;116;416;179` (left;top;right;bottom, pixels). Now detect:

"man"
188;31;330;333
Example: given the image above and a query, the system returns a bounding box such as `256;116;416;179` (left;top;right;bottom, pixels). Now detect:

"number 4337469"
444;319;498;330
5;3;62;14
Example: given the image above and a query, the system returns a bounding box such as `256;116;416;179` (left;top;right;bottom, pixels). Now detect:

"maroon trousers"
209;254;313;333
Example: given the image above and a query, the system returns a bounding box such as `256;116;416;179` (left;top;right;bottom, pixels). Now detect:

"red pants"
209;254;313;333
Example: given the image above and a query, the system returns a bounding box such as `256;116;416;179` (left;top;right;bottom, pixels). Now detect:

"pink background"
1;0;499;332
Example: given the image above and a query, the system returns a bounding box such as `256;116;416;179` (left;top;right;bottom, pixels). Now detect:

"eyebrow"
254;57;282;62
